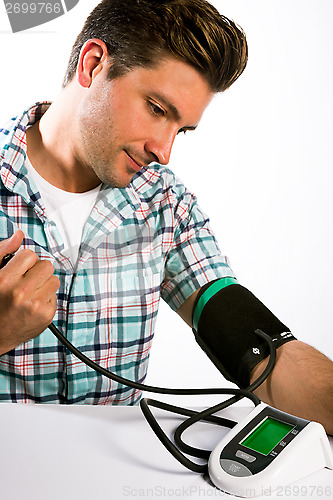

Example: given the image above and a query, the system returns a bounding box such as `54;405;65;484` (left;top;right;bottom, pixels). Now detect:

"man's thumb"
0;230;24;260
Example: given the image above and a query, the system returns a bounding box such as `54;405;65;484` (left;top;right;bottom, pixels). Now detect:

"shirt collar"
0;102;51;215
0;101;141;212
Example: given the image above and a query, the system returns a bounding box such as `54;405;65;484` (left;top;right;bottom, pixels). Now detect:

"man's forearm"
250;340;333;435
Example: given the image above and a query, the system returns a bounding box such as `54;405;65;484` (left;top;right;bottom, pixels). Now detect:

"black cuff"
193;283;297;388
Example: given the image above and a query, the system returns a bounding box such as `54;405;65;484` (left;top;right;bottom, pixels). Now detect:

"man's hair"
63;0;248;93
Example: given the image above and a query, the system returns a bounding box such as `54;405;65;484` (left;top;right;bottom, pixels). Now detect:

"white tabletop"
0;403;332;500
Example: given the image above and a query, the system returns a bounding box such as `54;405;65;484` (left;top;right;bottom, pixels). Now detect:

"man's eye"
177;129;187;135
148;101;165;116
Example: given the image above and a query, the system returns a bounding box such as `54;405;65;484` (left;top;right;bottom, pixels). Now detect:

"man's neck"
26;90;101;193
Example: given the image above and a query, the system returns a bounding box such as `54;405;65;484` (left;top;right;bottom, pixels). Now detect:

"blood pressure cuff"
192;278;296;388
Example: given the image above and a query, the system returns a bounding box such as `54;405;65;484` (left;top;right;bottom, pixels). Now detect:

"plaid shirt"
0;103;235;404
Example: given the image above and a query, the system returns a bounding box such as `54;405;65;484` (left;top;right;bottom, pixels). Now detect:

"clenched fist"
0;230;60;355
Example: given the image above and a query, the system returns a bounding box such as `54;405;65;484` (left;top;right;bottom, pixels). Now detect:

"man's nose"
145;129;176;165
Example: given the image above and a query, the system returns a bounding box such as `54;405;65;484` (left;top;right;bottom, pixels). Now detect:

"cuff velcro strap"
192;281;296;388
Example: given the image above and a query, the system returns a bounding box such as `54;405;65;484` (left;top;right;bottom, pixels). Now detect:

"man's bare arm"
178;289;333;435
250;340;333;435
177;289;199;327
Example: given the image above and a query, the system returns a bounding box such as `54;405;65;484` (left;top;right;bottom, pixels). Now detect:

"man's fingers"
34;275;61;304
21;258;56;289
0;248;60;320
28;292;58;327
7;273;59;329
1;249;39;282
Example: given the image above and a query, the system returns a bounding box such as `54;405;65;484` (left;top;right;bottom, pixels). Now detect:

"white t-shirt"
26;158;102;266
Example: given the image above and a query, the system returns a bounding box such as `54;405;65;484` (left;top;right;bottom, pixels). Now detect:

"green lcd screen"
240;417;294;456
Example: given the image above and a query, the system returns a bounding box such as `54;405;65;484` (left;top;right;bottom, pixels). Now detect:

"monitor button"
236;450;256;463
220;459;252;477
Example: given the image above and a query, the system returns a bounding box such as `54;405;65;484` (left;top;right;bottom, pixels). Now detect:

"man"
0;0;332;433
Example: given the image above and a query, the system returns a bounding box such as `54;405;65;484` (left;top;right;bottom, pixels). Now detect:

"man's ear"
76;39;109;88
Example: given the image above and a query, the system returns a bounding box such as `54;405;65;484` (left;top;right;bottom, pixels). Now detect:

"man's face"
75;57;213;188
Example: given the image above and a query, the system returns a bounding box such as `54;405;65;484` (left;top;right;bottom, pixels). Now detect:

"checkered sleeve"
160;175;236;311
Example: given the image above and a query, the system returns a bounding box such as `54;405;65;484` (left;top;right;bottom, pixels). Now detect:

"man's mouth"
124;151;145;173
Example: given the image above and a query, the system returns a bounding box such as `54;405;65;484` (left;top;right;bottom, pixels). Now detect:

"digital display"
240;417;294;456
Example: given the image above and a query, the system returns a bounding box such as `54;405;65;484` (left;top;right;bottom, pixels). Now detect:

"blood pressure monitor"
209;403;333;498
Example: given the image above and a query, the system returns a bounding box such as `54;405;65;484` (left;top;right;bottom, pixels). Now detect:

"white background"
0;1;332;402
